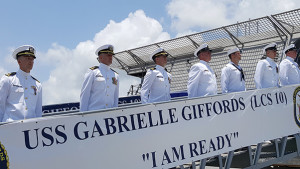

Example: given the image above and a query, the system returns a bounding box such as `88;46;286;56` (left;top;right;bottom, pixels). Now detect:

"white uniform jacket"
254;57;280;89
0;69;42;122
80;63;119;111
279;56;300;85
141;65;171;104
187;60;217;98
221;62;246;93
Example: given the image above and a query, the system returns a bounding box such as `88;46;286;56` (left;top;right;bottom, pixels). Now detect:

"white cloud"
167;0;300;34
0;48;19;77
93;10;170;51
234;0;298;21
167;0;230;32
0;67;7;77
41;10;170;105
0;49;18;92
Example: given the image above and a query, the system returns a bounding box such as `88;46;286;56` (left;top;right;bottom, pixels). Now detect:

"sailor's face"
266;49;277;59
233;51;241;61
200;51;211;62
286;50;297;59
17;55;35;73
99;53;113;66
155;54;168;67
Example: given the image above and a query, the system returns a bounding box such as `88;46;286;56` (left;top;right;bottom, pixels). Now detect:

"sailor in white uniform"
279;44;300;85
0;45;42;122
254;43;280;89
187;43;217;98
221;47;246;93
80;44;119;111
140;48;171;104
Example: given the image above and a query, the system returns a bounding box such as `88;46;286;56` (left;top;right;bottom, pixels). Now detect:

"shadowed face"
286;50;297;59
99;53;113;66
199;50;211;62
17;55;35;73
231;51;241;64
266;49;277;59
155;54;168;67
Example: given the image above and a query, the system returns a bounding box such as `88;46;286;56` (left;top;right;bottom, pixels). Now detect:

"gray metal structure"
111;8;300;93
109;8;300;168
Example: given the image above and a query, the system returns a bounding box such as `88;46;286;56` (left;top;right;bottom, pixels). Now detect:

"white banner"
1;85;300;169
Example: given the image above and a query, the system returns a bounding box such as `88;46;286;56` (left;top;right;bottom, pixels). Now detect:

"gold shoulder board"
89;66;99;70
5;72;16;77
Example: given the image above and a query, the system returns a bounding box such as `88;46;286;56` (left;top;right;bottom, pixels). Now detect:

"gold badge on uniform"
31;86;37;95
112;77;118;85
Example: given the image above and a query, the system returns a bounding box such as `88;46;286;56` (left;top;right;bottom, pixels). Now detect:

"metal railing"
112;8;300;93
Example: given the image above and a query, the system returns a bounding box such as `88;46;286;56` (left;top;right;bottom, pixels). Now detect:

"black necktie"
231;63;245;81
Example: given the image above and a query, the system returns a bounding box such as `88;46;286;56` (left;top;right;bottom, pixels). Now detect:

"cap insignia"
29;47;35;53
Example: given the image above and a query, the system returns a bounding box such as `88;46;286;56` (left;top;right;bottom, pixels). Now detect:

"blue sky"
1;0;299;105
0;0;171;54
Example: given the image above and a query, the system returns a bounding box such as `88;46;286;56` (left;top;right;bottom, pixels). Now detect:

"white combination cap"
263;42;277;54
227;47;240;57
95;44;114;56
194;43;212;57
12;45;36;60
283;44;297;54
150;48;168;60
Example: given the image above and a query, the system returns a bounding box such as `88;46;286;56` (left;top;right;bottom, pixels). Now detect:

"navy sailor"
254;42;280;89
141;48;171;104
279;44;300;85
0;45;42;122
80;44;119;111
187;43;217;98
221;47;246;93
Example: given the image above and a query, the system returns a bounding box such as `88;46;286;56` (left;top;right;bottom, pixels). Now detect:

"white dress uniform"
0;69;42;122
254;57;279;89
80;63;119;111
221;62;246;93
279;56;300;85
141;65;171;104
188;60;217;98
